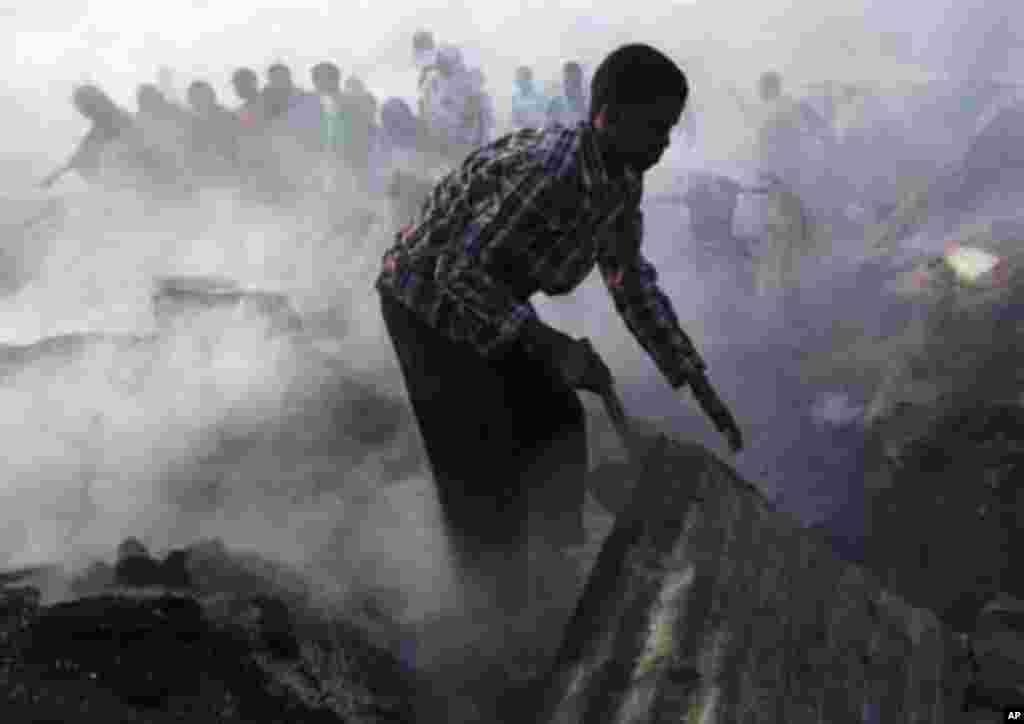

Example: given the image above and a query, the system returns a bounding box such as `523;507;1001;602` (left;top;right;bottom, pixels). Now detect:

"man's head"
73;85;118;123
515;66;534;94
590;44;688;174
231;67;260;102
136;83;166;114
413;30;436;69
311;62;341;94
759;71;782;102
266;63;294;91
413;30;434;54
436;45;463;79
186;80;218;114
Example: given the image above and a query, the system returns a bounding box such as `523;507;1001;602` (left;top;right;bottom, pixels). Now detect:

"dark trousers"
379;292;587;568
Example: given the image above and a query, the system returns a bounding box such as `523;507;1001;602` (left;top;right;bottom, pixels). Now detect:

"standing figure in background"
262;63;302;123
311;61;350;192
185;80;241;185
732;71;831;299
231;67;269;191
509;65;549;131
412;29;439;119
737;71;831;193
132;83;191;188
231;67;265;130
422;45;473;159
378;96;436;221
464;68;496;148
546;61;588;127
261;62;320;197
41;85;135;188
343;75;379;183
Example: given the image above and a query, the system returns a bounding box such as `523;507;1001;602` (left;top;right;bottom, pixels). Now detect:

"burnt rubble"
1;539;418;723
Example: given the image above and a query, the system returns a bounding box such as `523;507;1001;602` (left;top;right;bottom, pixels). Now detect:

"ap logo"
1007;711;1022;720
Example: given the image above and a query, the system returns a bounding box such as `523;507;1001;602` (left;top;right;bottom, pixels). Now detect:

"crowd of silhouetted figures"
39;28;595;217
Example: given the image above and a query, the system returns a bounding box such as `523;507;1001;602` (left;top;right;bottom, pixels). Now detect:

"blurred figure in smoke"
262;63;303;122
259;62;322;198
133;83;191;185
377;97;439;222
413;30;438;87
730;71;832;302
185;80;241;184
413;29;440;120
546;61;588;127
509;65;549;131
377;44;742;710
748;71;831;190
471;68;496;144
420;44;476;160
378;97;424;169
231;67;265;129
230;67;271;194
451;66;494;153
311;61;350;192
342;75;378;182
41;85;135;188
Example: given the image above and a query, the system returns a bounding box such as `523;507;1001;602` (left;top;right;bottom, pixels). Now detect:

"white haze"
0;0;1020;626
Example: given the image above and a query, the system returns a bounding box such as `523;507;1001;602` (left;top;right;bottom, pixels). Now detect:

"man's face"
595;96;683;174
313;71;339;94
268;69;293;91
233;76;258;101
759;75;781;102
188;86;216;114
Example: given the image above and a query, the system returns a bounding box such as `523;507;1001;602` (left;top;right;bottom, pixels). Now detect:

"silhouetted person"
41;85;133;187
310;61;351;191
263;63;299;121
509;65;549;130
342;75;377;178
413;29;439;118
134;83;190;183
186;80;240;181
232;67;265;128
547;61;588;126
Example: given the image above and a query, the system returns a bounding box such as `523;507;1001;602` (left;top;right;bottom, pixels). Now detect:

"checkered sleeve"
598;206;706;388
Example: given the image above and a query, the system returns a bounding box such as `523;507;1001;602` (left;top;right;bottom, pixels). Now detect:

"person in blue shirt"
509;65;550;131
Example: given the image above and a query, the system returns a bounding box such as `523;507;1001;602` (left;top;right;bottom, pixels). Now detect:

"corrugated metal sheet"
532;436;970;723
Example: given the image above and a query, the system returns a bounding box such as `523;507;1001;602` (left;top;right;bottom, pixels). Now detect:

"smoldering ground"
0;185;462;626
1;0;1022;677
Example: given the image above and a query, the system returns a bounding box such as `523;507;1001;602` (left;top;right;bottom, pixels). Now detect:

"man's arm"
597;206;705;387
597;206;744;451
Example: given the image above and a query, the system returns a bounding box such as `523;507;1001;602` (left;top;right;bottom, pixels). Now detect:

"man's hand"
687;372;745;453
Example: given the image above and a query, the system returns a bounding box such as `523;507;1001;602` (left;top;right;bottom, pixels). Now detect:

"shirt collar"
579;122;642;198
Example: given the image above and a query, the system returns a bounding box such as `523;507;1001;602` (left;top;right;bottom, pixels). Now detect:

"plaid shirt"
376;121;705;388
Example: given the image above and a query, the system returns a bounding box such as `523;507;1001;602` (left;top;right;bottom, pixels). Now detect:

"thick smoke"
0;0;1017;630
